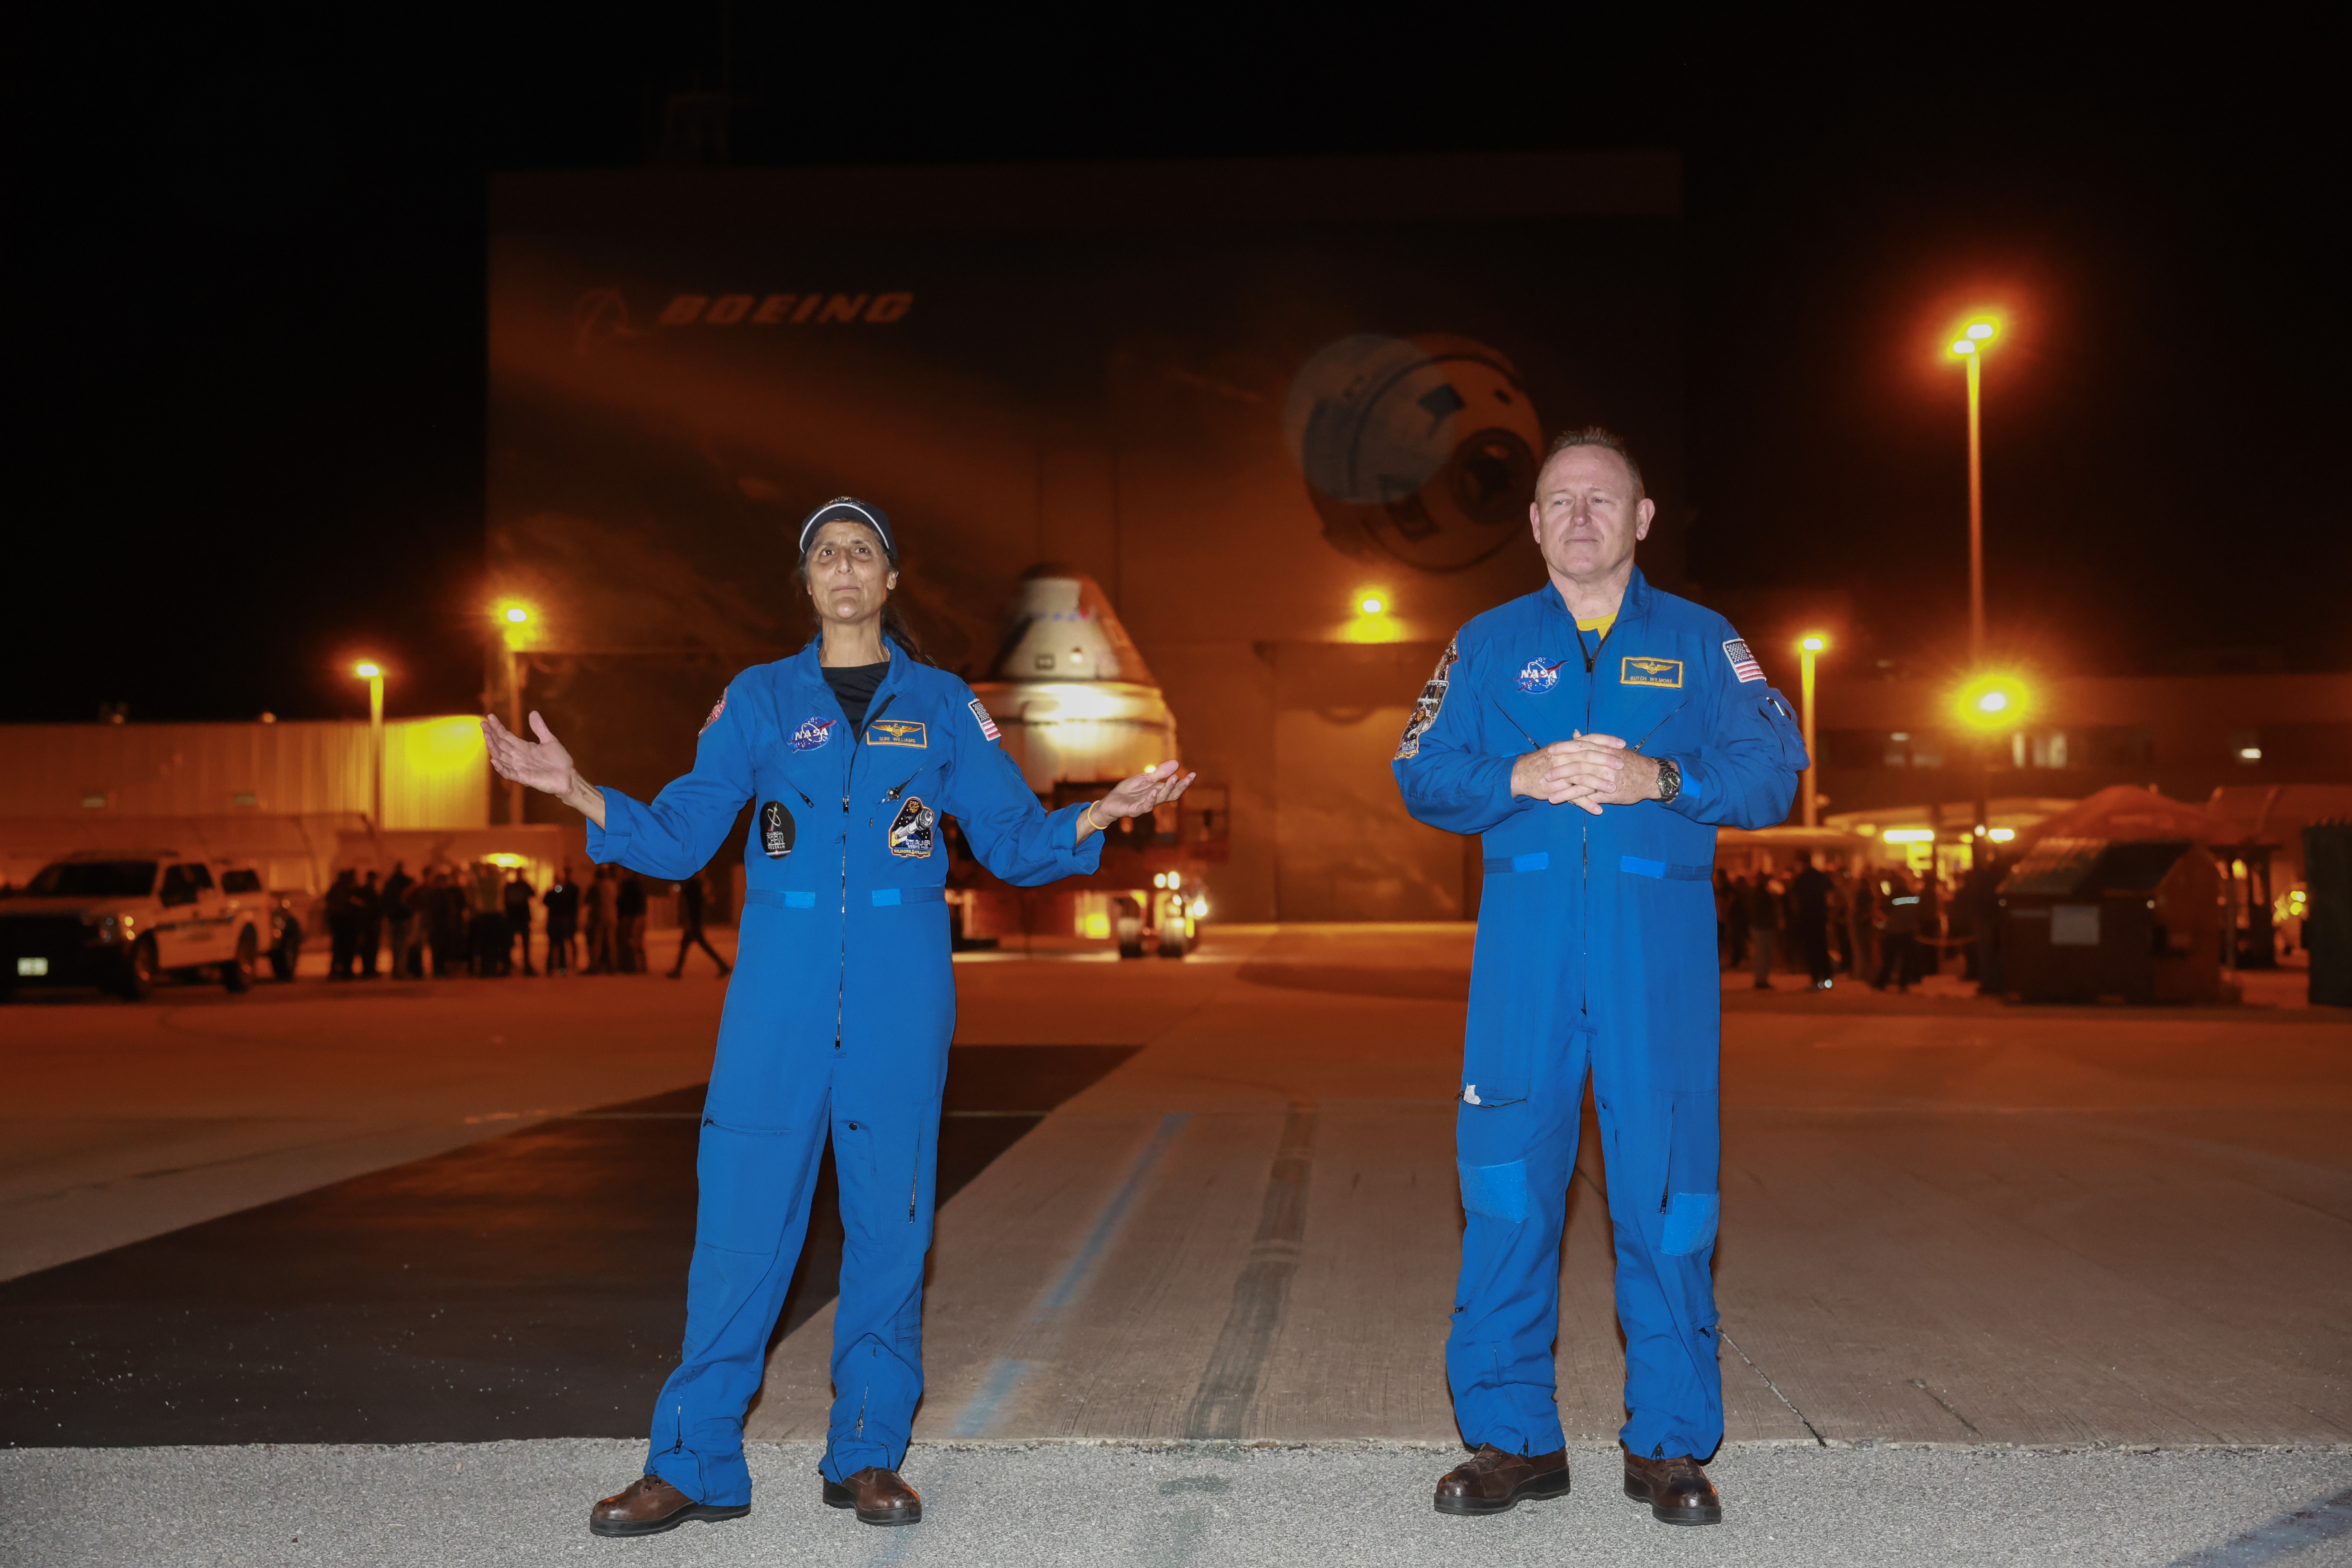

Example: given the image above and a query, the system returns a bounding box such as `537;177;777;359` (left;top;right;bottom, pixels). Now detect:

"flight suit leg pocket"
1658;1089;1720;1256
695;1120;794;1256
1660;1191;1719;1256
1457;1158;1530;1225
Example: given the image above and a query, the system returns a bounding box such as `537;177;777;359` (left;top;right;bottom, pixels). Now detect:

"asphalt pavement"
4;924;2347;1566
7;1438;2351;1568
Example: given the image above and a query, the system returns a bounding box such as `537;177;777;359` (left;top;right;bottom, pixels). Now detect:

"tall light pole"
1797;633;1828;827
354;662;385;833
498;604;533;826
1949;316;2001;846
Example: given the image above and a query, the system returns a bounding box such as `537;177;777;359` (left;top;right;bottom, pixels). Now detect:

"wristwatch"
1654;757;1682;804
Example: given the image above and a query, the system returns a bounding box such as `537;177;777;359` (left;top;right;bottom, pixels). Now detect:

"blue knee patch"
1660;1191;1719;1256
1457;1158;1530;1224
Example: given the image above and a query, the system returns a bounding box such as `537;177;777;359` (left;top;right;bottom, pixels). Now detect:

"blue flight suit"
586;638;1100;1504
1393;567;1804;1462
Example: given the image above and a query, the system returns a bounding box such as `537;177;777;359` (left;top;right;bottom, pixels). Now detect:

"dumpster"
2306;821;2352;1007
1998;837;2220;1004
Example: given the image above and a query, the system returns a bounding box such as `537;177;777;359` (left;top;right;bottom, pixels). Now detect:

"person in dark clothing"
400;871;432;977
356;871;383;978
382;862;416;979
324;869;359;980
426;868;463;976
667;871;733;979
504;867;537;976
1965;854;2005;996
1873;868;1922;992
616;871;648;973
1744;866;1783;988
544;867;581;976
1724;873;1751;970
1713;869;1735;969
1791;855;1835;989
1848;869;1877;983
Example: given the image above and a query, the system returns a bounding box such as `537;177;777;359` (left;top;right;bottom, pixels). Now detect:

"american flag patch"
1723;639;1765;683
968;698;1001;741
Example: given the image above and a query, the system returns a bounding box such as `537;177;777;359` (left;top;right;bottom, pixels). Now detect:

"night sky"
10;13;2341;724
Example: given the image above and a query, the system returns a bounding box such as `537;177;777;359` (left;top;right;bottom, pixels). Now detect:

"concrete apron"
748;980;2352;1450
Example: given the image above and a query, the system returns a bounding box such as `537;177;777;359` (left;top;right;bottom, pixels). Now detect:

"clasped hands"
1509;733;1663;815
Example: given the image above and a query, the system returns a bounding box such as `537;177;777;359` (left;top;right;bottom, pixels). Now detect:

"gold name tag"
1620;656;1684;689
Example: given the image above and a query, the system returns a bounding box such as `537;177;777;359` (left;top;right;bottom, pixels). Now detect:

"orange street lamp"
1796;633;1829;826
1946;317;2000;662
353;662;386;832
494;603;537;825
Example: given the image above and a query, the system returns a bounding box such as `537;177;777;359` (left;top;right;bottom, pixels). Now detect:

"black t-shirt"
822;660;890;732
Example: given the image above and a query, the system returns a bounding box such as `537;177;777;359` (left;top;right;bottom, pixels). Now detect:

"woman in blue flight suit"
484;498;1192;1538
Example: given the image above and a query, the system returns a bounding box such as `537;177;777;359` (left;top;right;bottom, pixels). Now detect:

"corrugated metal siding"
0;719;490;828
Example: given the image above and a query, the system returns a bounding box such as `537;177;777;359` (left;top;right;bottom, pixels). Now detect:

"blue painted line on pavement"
949;1111;1190;1438
949;1358;1039;1439
1039;1112;1190;1317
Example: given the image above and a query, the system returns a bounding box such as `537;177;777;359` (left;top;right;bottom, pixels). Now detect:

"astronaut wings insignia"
1395;636;1459;761
1620;655;1684;688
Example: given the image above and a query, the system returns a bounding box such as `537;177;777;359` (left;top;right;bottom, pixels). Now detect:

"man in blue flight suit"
1394;428;1804;1528
485;499;1191;1537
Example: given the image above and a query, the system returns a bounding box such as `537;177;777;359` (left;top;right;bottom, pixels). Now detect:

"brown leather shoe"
1433;1444;1571;1515
587;1474;750;1538
1622;1449;1724;1526
822;1466;922;1526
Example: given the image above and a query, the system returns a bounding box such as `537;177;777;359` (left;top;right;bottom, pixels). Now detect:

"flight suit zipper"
834;693;897;1052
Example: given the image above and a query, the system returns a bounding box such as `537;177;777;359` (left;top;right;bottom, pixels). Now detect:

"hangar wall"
488;155;1685;920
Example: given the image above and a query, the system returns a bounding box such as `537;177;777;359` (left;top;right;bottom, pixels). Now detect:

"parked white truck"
0;851;270;1000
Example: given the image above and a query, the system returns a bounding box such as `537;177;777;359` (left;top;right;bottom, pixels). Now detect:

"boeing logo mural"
568;287;913;353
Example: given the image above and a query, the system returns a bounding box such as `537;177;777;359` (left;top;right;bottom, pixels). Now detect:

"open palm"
1096;760;1197;821
483;711;577;795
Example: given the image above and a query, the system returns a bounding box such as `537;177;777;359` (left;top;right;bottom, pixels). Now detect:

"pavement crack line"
1183;1102;1318;1440
1719;1329;1826;1446
1909;1377;1982;1436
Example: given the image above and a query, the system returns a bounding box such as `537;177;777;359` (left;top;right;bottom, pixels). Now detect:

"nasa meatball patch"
1514;657;1564;694
790;717;836;751
1394;637;1459;761
1722;639;1765;683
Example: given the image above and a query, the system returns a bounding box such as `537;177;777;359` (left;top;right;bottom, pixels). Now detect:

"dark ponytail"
879;601;935;666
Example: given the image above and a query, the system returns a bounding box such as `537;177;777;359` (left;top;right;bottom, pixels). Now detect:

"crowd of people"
1714;852;2008;994
313;862;726;980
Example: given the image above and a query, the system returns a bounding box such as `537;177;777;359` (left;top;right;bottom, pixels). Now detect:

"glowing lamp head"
1799;633;1828;653
354;662;382;679
1966;321;1997;340
1358;596;1385;616
1956;672;2029;730
1951;339;1976;355
504;606;530;625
